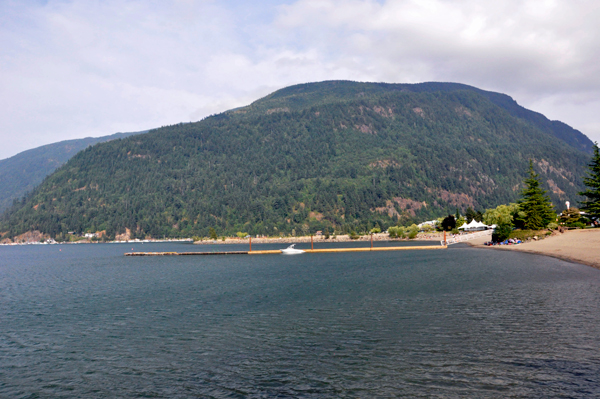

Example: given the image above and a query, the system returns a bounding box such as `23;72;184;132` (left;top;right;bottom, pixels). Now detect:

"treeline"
0;87;593;241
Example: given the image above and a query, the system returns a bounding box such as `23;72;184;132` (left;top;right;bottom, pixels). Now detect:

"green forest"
0;131;140;213
0;81;593;241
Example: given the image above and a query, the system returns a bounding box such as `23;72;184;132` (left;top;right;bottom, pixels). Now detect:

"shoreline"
5;229;598;272
191;232;445;245
0;232;446;246
0;238;195;246
467;229;600;270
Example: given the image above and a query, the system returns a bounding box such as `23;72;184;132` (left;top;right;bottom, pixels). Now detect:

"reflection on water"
1;242;599;398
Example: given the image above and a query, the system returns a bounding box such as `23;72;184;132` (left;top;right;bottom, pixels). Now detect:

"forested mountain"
0;131;145;213
0;81;594;241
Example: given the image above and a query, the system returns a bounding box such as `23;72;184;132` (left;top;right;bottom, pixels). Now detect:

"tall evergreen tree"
517;160;555;230
579;142;600;221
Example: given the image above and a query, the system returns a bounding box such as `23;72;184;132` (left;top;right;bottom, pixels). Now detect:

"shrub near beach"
387;224;419;239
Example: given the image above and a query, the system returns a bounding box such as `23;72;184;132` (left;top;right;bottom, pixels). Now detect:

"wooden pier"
125;245;447;256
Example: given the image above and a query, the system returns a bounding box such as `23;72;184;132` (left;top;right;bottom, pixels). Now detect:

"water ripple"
1;243;599;398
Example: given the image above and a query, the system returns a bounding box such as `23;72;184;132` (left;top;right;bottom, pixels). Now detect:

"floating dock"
125;245;447;256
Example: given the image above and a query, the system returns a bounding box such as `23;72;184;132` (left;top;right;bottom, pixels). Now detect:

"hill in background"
0;81;593;241
0;131;145;213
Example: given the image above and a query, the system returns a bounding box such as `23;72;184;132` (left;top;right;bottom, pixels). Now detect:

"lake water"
1;241;599;398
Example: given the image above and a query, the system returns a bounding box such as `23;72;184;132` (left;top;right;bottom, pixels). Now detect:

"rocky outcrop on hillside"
11;230;49;244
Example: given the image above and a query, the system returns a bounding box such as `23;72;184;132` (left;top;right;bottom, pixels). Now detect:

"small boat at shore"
280;244;305;255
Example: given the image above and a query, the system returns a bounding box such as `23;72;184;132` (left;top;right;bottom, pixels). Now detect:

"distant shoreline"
6;230;598;272
0;232;446;246
468;229;600;270
192;232;445;245
0;238;195;246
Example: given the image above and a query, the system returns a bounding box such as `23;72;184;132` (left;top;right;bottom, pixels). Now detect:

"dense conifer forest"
0;131;142;213
0;81;593;240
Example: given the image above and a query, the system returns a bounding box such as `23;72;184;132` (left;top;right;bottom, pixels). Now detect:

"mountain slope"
0;82;593;241
0;131;145;212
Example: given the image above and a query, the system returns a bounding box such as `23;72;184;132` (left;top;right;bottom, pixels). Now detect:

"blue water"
1;242;599;398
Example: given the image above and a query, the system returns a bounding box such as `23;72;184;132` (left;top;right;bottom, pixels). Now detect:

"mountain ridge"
242;81;593;154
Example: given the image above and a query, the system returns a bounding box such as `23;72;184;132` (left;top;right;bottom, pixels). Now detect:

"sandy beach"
468;229;600;270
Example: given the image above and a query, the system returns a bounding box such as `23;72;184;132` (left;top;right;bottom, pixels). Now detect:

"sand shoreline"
467;229;600;270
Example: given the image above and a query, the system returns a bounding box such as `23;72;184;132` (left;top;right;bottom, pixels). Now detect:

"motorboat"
280;244;305;254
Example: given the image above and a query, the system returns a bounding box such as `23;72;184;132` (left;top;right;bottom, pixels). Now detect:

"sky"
1;0;599;160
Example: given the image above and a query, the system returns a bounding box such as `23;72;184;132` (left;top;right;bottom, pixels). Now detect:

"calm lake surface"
1;241;599;398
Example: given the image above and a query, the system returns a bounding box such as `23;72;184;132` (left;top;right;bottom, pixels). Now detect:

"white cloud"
274;0;600;91
273;0;600;139
1;0;599;159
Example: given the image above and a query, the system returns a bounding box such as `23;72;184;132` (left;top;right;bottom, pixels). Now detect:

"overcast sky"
1;0;599;160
